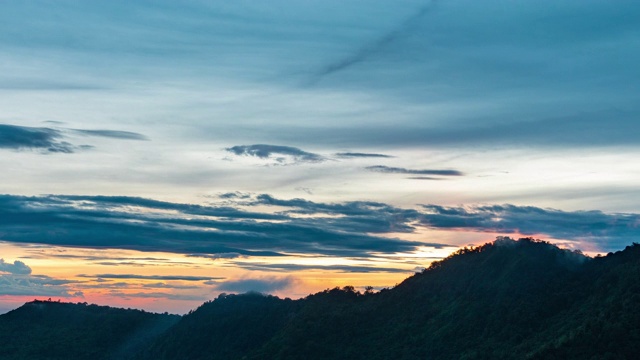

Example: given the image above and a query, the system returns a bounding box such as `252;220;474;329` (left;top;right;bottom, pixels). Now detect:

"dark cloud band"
0;193;637;260
0;194;440;258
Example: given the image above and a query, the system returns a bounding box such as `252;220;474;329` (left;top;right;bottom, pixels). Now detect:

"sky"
1;0;640;314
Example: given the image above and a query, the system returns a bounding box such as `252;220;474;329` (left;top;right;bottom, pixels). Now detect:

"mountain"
1;237;639;359
0;301;179;360
143;292;300;359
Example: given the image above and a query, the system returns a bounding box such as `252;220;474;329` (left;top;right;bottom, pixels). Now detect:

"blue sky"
1;0;639;313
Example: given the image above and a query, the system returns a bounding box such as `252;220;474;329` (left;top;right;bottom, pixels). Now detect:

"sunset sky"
1;0;640;314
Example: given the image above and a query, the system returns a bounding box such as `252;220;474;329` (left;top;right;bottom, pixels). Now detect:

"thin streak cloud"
71;129;149;141
366;165;463;176
335;152;393;158
78;274;224;282
312;0;438;80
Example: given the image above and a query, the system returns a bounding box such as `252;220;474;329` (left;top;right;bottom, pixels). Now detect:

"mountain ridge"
1;237;639;359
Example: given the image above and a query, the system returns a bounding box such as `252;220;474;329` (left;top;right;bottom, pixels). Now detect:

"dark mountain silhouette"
0;301;179;360
1;237;639;359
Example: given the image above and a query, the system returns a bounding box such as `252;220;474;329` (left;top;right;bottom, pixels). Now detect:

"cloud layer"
1;193;639;257
420;204;640;249
0;194;441;258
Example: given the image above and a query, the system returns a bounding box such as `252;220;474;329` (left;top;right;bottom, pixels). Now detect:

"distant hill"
1;238;639;359
0;301;179;360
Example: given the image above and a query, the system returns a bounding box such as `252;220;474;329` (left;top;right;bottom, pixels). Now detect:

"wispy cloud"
366;165;463;176
335;152;393;159
407;176;445;180
70;129;148;141
311;1;439;81
232;262;412;274
186;253;245;261
106;291;209;302
78;274;223;282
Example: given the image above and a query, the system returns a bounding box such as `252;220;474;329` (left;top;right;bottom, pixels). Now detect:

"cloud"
231;194;640;251
312;1;439;81
231;262;412;273
420;204;640;249
0;79;107;91
215;276;295;294
0;124;75;153
407;176;445;180
295;187;313;195
70;129;149;140
78;274;224;282
186;253;245;260
0;273;78;297
226;144;324;163
244;109;640;150
351;109;640;149
22;251;194;266
0;259;32;275
0;124;149;153
366;165;463;176
107;291;208;302
142;283;201;290
2;0;638;157
335;152;393;158
94;262;148;267
2;193;638;260
0;194;442;259
249;194;426;234
217;192;252;200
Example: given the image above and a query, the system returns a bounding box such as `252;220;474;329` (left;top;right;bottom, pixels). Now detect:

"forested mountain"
0;301;179;360
2;238;639;360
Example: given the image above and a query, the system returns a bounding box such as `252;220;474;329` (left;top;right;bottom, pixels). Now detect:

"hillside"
1;237;639;360
0;301;179;360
